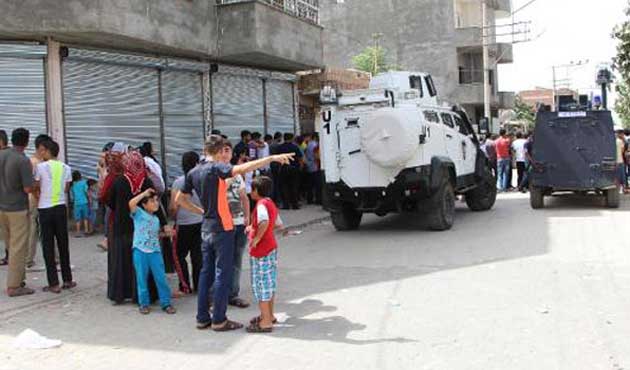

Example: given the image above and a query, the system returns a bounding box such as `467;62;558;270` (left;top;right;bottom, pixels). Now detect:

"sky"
498;0;627;111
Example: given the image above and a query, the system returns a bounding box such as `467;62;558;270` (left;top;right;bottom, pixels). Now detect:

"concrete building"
519;87;579;110
319;0;515;126
0;0;323;182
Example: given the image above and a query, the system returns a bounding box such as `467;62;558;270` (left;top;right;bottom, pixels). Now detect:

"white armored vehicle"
319;71;496;231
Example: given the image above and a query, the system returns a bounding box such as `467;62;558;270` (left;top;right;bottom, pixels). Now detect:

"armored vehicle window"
441;113;454;128
425;75;437;97
424;111;439;123
409;76;424;97
454;115;468;135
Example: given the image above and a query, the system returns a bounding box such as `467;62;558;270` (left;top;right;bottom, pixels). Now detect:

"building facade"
0;0;323;182
319;0;515;126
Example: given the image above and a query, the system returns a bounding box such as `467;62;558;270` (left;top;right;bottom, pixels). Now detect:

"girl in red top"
247;176;286;333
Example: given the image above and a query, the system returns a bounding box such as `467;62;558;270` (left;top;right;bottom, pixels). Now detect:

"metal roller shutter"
266;80;296;136
212;73;264;142
161;70;204;184
0;44;47;151
63;59;161;179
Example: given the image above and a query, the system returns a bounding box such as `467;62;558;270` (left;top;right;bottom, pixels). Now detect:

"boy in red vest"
246;176;286;333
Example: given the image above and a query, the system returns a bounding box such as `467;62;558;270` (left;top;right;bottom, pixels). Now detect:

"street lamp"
551;59;589;111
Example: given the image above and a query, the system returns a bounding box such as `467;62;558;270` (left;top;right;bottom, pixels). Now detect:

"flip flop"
246;321;273;333
212;320;243;332
7;286;35;297
162;305;177;315
228;297;250;308
139;306;151;315
43;285;62;294
62;281;77;290
249;316;278;325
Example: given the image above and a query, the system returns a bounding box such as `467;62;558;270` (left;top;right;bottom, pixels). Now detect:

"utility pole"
371;33;383;75
482;0;491;130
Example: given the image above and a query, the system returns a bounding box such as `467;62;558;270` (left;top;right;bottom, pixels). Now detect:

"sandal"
0;258;7;266
163;305;177;315
139;306;151;315
228;297;250;308
7;286;35;297
43;285;62;294
212;319;244;332
249;316;278;325
246;321;273;333
62;281;77;290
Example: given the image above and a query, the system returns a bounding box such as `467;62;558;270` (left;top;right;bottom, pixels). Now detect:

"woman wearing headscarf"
105;150;156;304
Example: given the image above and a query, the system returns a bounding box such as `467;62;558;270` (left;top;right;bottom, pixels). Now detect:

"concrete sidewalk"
0;205;329;318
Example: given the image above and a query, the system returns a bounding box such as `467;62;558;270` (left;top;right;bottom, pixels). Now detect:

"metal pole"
552;66;557;112
482;0;491;129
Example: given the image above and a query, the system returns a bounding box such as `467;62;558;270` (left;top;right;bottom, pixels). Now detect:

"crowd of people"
479;129;534;192
0;126;318;333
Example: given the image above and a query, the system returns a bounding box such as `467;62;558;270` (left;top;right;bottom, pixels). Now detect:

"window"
441;113;454;128
424;111;439;123
454;115;469;135
425;75;437;97
409;76;424;97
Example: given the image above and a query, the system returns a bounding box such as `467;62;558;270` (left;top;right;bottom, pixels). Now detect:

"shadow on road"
0;193;626;355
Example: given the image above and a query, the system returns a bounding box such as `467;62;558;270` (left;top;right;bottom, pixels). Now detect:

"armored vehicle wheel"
331;206;363;231
530;186;544;209
427;177;455;231
465;169;497;212
605;187;620;208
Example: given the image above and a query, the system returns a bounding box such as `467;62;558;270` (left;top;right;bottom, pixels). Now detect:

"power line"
512;0;541;16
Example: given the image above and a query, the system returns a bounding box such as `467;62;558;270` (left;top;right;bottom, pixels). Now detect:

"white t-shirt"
256;203;283;226
35;160;72;209
258;142;271;171
511;139;527;162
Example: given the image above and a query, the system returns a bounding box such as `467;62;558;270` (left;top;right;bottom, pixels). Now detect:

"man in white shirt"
511;132;528;192
34;140;75;293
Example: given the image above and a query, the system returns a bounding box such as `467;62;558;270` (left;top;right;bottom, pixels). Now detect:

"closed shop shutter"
63;59;160;179
0;44;47;151
266;80;296;136
161;70;204;184
212;73;264;142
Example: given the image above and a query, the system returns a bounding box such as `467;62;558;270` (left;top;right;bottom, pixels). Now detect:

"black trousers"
306;171;323;204
175;223;202;292
39;205;72;286
516;162;526;189
279;165;300;209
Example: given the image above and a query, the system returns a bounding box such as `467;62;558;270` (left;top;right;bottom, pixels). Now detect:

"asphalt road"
1;193;630;370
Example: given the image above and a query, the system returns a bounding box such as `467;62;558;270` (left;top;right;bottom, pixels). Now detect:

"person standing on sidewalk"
225;142;251;309
0;128;35;297
0;129;8;266
511;132;528;192
277;133;303;210
170;151;203;294
177;135;294;332
34;140;76;294
495;129;512;192
25;134;52;269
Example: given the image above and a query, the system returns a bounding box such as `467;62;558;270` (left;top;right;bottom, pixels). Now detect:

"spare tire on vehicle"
360;108;418;168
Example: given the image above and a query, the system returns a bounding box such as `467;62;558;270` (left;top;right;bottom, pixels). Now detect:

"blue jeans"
132;249;171;308
196;230;235;325
618;164;627;187
497;159;511;191
230;225;248;299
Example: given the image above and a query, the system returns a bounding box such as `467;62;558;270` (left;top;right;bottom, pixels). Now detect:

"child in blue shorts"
246;176;286;333
128;188;176;315
70;171;92;236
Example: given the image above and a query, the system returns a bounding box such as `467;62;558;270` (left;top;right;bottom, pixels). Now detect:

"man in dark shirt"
0;128;35;297
177;135;293;332
232;130;251;164
277;133;303;210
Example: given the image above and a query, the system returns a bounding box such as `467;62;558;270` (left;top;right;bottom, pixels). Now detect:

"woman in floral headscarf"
105;150;156;304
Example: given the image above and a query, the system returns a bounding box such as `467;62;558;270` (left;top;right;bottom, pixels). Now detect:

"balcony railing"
459;67;495;94
217;0;320;24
